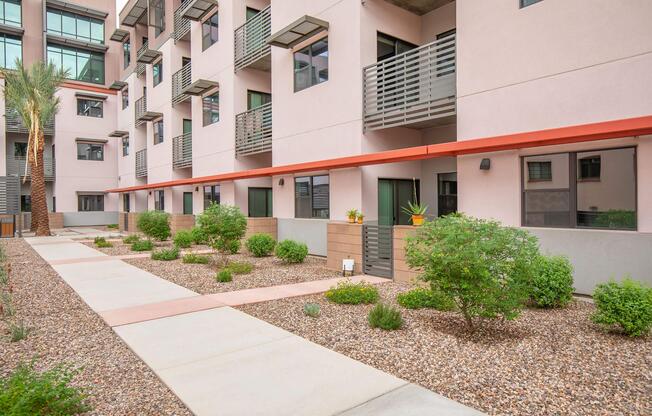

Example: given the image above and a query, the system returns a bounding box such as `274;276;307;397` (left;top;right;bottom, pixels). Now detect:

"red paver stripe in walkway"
48;249;215;265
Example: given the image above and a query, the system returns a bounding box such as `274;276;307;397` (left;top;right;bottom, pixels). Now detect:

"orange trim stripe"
106;115;652;193
61;81;117;95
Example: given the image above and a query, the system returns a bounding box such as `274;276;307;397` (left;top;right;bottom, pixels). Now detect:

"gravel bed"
124;253;340;294
82;240;211;256
0;239;191;415
239;282;652;416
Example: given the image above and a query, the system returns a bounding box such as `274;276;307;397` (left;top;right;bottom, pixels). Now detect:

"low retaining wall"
326;222;362;274
278;218;328;256
170;214;195;234
245;217;277;240
393;225;418;283
49;212;64;229
63;211;119;227
118;212;139;233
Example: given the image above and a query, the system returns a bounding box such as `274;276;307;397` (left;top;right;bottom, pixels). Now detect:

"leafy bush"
190;226;208;245
303;303;320;318
0;268;7;286
1;292;14;317
0;362;92;415
130;239;154;252
151;246;179;261
137;211;171;241
182;253;210;264
246;234;276;257
223;261;253;275
325;280;379;305
405;213;539;330
196;204;247;254
173;230;194;248
592;278;652;337
93;237;113;248
123;234;141;244
396;287;455;311
368;303;403;330
531;255;574;308
275;240;308;264
9;321;30;342
106;224;118;229
216;269;232;283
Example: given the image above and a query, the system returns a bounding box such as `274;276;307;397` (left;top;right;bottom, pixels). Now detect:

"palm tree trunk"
29;131;50;236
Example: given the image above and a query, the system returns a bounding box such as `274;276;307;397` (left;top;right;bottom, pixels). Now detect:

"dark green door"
248;188;272;217
183;119;192;134
183;192;193;215
378;179;420;226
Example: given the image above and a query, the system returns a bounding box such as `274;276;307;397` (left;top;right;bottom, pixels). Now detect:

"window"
154;190;164;211
248;188;272;217
122;87;129;109
20;195;31;212
202;11;218;51
0;0;21;27
153;119;164;144
122;136;129;156
77;143;104;161
520;0;543;7
294;37;328;92
151;0;165;37
436;29;456;77
78;194;104;211
123;39;130;68
247;90;271;110
377;32;416;62
203;185;220;209
0;34;21;69
202;92;219;126
13;142;27;157
77;98;103;117
47;44;105;84
123;194;130;212
522;147;636;230
46;9;104;44
246;7;259;20
295;175;329;218
153;60;162;86
527;161;552;181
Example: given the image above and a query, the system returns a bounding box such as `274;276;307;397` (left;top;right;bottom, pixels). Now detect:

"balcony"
5;108;55;135
235;102;272;157
7;155;55;181
135;95;162;127
172;132;192;169
172;61;192;105
362;33;456;132
234;5;271;72
136;40;161;64
135;149;147;178
173;0;192;41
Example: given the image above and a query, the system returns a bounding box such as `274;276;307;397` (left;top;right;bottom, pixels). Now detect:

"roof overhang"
120;0;147;27
106;115;652;193
137;111;163;122
110;28;130;42
46;33;108;53
137;48;162;64
109;80;128;90
109;130;129;137
76;137;108;144
382;0;454;15
75;91;108;101
267;15;329;49
180;0;218;21
181;79;219;96
0;23;24;37
46;0;108;19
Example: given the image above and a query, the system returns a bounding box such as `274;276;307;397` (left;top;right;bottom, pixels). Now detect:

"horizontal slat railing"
136;40;149;76
173;0;192;40
234;5;271;71
235;102;272;157
135;95;147;127
172;61;192;104
363;33;456;131
0;176;20;214
7;156;55;181
5;108;55;135
172;132;192;169
135;149;147;177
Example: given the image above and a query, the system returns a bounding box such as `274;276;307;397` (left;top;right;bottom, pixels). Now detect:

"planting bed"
82;239;211;256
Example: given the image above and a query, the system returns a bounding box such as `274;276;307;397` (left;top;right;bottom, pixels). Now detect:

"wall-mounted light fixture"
480;158;491;170
278;178;284;186
195;187;199;192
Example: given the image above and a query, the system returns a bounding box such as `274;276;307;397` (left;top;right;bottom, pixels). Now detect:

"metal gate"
362;224;393;278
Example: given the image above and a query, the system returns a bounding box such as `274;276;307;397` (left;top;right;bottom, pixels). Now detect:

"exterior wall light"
480;158;491;170
278;178;284;186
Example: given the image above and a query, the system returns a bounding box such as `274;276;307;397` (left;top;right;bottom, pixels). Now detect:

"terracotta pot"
356;218;364;224
348;217;356;224
412;214;424;226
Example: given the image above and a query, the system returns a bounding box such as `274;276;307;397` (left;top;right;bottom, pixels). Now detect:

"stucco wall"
277;218;328;256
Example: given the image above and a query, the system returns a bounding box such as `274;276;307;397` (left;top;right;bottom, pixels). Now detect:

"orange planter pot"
412;215;424;226
357;218;364;224
348;217;356;223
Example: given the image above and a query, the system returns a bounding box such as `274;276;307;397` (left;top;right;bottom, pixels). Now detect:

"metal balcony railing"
172;132;192;169
362;33;456;132
135;149;147;177
135;40;149;76
235;102;272;157
7;155;55;181
135;95;147;127
234;5;271;72
5;108;55;135
173;0;192;41
172;61;192;104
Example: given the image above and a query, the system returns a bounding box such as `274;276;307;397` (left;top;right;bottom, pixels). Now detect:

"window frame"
13;142;27;158
46;8;105;44
203;185;220;210
78;194;104;211
123;38;130;68
46;43;105;84
0;0;21;27
201;11;218;51
247;90;271;110
526;161;552;182
294;175;330;219
77;98;103;118
520;0;543;8
121;136;129;157
152;59;163;86
0;33;21;70
76;142;104;161
248;187;273;217
153;119;164;145
578;155;601;181
121;87;129;109
202;91;219;126
154;190;165;211
151;0;165;37
293;37;329;93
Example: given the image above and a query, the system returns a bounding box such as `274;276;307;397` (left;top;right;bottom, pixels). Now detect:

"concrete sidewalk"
26;236;483;416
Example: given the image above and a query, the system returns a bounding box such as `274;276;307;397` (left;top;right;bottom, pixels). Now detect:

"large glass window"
46;9;104;44
153;60;163;86
522;147;636;230
295;175;329;219
77;143;104;160
78;194;104;211
13;142;26;157
122;87;129;109
202;92;219;126
122;136;129;156
20;195;31;212
202;11;218;51
153;119;164;144
123;39;130;68
377;32;416;62
0;0;21;27
154;190;164;211
203;185;220;210
151;0;165;37
294;38;328;92
520;0;543;8
123;194;130;212
248;188;272;217
47;44;105;84
247;90;271;110
77;98;103;117
0;34;21;69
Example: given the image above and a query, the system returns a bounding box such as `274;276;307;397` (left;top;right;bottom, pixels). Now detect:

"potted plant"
402;201;428;226
346;209;359;224
356;212;364;224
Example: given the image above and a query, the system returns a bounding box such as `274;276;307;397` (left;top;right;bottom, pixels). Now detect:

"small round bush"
531;255;574;308
368;303;403;330
151;246;179;261
246;234;276;257
173;230;194;248
196;204;247;254
191;226;208;245
224;261;253;275
131;239;154;252
123;234;141;244
216;269;232;283
223;239;241;255
275;240;308;264
325;280;379;305
592;278;652;337
396;287;455;311
182;253;210;264
303;303;320;318
137;211;171;241
94;237;113;248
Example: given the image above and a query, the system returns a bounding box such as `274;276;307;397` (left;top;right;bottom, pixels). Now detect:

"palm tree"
2;60;67;236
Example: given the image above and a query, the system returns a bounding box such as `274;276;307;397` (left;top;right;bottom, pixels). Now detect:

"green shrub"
0;362;92;415
531;255;574;308
216;269;232;283
368;303;403;330
405;213;540;331
593;209;636;229
173;230;194;248
9;321;30;342
196;204;247;254
106;224;118;229
592;278;652;337
190;226;208;245
1;292;14;317
123;234;141;244
223;261;253;275
131;239;154;252
396;287;455;311
151;246;179;261
137;211;171;241
0;268;7;286
246;234;276;257
275;240;308;264
182;253;210;264
303;303;321;318
325;280;379;305
93;236;113;248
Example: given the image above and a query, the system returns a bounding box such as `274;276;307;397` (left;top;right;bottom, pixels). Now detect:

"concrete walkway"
26;236;482;416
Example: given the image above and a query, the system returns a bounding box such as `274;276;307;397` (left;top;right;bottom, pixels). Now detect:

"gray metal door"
363;224;393;278
124;213;129;231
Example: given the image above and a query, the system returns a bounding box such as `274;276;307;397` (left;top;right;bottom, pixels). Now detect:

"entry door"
183;192;193;215
378;179;420;226
437;172;457;217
